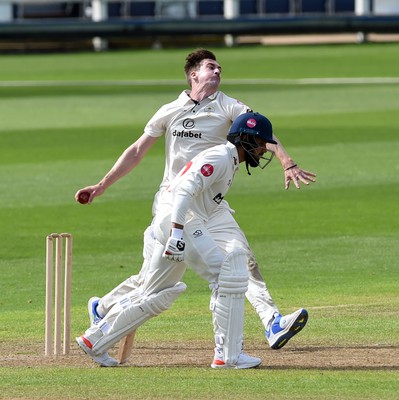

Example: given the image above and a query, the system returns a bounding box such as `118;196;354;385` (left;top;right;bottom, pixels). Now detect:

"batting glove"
163;237;185;262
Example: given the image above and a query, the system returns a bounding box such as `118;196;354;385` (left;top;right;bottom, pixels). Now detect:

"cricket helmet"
227;112;277;145
227;112;276;174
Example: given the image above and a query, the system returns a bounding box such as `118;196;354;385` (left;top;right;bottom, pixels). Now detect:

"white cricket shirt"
161;141;240;225
144;90;249;189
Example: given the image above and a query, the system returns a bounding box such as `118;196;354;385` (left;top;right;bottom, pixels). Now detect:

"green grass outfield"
0;44;398;399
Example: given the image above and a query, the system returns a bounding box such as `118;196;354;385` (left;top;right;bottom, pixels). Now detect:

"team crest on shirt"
201;164;214;177
204;106;215;114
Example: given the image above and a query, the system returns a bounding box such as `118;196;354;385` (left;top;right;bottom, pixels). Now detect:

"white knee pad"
211;249;248;365
90;282;187;355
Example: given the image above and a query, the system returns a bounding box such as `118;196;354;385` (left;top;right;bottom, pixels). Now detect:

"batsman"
78;112;291;368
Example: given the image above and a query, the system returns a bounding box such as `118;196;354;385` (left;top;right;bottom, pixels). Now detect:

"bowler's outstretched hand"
285;165;316;190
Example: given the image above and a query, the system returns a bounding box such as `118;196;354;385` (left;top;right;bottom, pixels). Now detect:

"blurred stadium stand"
0;0;398;50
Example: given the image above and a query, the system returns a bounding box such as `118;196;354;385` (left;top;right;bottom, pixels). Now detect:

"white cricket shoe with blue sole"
266;308;308;350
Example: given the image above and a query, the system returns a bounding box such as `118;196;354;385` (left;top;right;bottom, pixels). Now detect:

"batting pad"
212;249;248;364
91;282;186;355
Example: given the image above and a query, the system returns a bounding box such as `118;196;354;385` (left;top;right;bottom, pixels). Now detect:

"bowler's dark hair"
184;49;217;86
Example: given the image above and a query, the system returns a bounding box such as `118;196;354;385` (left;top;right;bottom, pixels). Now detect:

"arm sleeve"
171;191;193;226
144;106;168;138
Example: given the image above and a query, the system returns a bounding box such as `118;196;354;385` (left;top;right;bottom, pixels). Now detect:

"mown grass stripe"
1;77;399;87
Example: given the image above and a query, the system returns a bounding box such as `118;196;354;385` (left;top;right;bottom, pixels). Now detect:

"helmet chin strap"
245;159;252;176
245;149;263;175
242;138;260;175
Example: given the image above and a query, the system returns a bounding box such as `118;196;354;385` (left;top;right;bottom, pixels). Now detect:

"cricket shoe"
88;296;102;325
76;336;118;367
266;308;308;350
211;347;261;369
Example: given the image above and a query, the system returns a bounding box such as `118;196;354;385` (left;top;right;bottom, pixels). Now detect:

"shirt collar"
226;141;240;172
180;90;219;104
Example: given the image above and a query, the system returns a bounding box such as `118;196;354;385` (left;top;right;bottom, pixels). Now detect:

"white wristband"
170;228;184;240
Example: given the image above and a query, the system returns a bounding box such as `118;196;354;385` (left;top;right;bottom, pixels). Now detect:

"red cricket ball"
78;191;90;204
